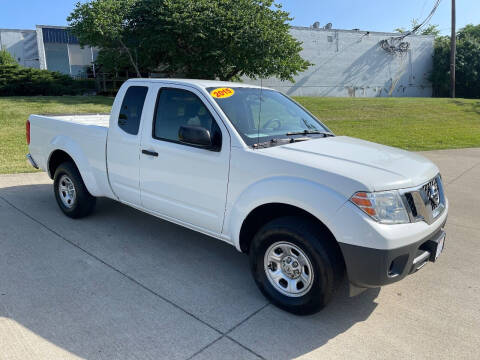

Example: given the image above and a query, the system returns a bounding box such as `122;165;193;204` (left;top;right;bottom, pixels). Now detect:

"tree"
457;24;480;41
430;24;480;98
95;47;141;76
69;0;311;81
419;24;441;36
68;0;142;77
395;19;440;36
430;36;451;96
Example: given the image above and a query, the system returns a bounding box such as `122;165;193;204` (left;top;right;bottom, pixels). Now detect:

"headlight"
350;191;409;224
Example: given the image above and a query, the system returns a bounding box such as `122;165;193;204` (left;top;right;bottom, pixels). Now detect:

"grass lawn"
0;96;479;174
0;96;113;174
296;97;480;151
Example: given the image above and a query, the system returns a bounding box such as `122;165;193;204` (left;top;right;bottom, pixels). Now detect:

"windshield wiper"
253;129;334;148
285;130;334;137
253;135;314;149
253;138;291;149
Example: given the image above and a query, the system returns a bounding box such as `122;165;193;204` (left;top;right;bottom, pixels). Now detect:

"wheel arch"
48;149;76;178
239;203;341;256
225;176;348;251
46;142;102;197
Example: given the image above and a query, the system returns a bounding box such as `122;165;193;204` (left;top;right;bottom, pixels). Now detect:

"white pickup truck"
27;79;448;314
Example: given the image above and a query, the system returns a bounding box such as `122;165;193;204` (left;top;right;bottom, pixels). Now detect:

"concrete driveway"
0;148;479;360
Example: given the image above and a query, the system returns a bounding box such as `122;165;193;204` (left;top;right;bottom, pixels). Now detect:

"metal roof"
41;27;79;44
290;26;435;38
0;28;36;33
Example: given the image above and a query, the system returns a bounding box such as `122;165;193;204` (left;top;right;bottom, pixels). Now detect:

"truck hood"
263;136;439;193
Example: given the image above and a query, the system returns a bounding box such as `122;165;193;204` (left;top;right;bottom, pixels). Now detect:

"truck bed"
38;114;110;127
28;113;112;197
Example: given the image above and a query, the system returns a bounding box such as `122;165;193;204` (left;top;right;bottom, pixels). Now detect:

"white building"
0;25;97;77
0;28;39;68
243;26;435;97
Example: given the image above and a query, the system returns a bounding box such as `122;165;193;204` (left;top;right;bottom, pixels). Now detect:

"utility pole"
450;0;456;98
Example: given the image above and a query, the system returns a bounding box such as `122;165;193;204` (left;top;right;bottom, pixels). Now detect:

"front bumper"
330;191;448;291
339;223;446;289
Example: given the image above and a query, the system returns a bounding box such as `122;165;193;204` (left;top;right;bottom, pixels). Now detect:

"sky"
0;0;478;35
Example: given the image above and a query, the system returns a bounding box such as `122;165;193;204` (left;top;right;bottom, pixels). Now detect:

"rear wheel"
53;162;96;218
249;216;344;315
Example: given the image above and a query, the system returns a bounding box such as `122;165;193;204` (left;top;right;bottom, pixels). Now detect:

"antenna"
256;77;263;148
255;2;266;149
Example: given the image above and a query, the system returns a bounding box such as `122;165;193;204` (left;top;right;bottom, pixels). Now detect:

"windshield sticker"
210;87;235;99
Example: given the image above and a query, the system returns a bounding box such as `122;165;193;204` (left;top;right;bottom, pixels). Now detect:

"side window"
153;88;221;146
118;86;148;135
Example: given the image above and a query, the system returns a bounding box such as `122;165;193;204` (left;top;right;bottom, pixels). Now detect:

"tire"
249;216;344;315
53;161;96;219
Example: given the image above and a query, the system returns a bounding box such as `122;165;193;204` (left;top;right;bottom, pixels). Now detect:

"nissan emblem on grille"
428;183;440;206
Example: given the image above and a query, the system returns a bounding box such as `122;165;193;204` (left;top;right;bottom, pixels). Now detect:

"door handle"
142;149;158;157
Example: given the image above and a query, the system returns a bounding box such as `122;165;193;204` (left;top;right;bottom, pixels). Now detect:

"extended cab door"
107;84;152;206
139;85;231;234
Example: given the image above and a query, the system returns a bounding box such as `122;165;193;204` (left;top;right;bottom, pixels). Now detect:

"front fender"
224;176;348;251
47;135;103;197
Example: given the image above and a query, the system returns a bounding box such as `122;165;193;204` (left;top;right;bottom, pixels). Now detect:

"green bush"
0;49;18;66
431;24;480;99
0;64;96;96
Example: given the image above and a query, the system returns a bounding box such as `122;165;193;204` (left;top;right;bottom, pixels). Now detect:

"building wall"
37;26;98;77
1;26;97;77
0;29;40;68
243;27;434;97
3;25;434;95
44;43;71;74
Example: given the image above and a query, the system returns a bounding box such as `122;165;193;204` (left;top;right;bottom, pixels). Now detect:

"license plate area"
435;234;445;260
422;232;446;262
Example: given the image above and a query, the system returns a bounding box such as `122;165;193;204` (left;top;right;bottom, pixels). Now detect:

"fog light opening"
388;255;409;278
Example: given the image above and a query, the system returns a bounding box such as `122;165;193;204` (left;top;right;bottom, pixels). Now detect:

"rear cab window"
118;86;148;135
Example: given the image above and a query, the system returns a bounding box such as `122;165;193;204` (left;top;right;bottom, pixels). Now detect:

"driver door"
139;85;231;234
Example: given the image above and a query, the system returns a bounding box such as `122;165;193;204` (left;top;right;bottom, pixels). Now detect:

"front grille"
404;192;417;217
401;175;445;225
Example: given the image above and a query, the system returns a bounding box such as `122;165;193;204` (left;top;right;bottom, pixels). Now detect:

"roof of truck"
125;78;265;90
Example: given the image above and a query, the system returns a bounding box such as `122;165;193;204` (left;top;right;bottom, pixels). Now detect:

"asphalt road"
0;148;479;360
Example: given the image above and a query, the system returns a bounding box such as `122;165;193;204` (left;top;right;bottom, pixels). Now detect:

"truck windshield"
207;87;332;147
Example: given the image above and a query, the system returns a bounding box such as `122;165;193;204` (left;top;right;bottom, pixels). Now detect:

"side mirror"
178;125;213;149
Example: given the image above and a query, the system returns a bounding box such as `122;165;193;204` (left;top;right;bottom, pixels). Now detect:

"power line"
380;0;442;54
399;0;442;39
419;0;430;19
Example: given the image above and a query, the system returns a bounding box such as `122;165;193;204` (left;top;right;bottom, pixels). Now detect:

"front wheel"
53;162;96;218
249;216;344;315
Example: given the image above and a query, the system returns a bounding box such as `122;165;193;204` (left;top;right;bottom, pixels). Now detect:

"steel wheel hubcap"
264;241;314;297
58;175;76;208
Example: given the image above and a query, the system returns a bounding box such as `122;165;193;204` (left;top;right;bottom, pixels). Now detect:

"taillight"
26;120;31;145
